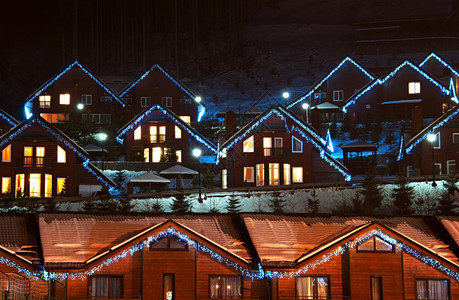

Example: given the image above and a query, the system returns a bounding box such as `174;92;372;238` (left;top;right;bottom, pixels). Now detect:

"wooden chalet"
0;117;115;198
219;105;350;189
119;64;205;124
343;60;453;122
116;104;218;164
23;61;126;131
399;104;459;177
419;53;459;91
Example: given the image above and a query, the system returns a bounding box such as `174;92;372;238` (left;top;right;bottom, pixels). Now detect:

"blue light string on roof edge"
343;60;450;113
0;112;17;127
450;78;458;104
396;135;404;162
419;53;459;79
286;57;374;109
116;105;217;154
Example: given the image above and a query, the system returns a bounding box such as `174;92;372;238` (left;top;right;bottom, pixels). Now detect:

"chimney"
411;105;423;135
225;110;237;139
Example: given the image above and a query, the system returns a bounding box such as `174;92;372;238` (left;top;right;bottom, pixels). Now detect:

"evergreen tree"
118;196;134;213
360;172;384;214
226;193;241;213
269;191;285;213
170;193;191;213
113;170;127;194
307;189;320;214
202;165;219;188
150;199;165;213
391;173;414;214
352;192;364;214
82;199;96;211
438;175;458;214
43;198;59;212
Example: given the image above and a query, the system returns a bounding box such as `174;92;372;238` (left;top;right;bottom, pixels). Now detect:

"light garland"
396;134;404;161
419;53;459;79
116;105;217;155
325;128;334;152
343;60;450;113
286;57;374;109
0;111;18;127
24;61;124;119
450;78;458;104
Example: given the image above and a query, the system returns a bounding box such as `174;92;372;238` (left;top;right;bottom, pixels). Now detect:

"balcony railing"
262;147;284;157
22;156;47;168
149;134;166;143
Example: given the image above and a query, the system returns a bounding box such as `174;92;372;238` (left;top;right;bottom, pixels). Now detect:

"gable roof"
0;108;19;127
286;57;374;109
24;61;124;118
129;172;170;184
116;104;218;155
419;53;459;79
0;117;115;190
343;60;450;113
399;104;459;159
221;105;350;180
159;164;198;175
119;64;204;107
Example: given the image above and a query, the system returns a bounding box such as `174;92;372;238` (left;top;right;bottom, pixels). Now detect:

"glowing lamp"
192;148;202;158
77;103;84;110
302;103;309;110
97;133;108;141
195;96;202;103
427;134;436;143
282;91;290;99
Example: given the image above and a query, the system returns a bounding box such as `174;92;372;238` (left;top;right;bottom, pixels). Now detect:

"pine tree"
113;170;127;194
170;193;191;213
150;199;165;213
438;175;458;214
118;196;134;213
392;173;414;214
226;193;241;213
360;172;384;214
307;189;320;214
352;192;364;214
43;198;59;212
82;199;96;211
269;191;285;213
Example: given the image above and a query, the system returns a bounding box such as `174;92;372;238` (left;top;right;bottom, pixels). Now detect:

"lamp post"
96;132;108;171
302;103;309;123
193;148;202;203
427;133;437;187
282;91;290;105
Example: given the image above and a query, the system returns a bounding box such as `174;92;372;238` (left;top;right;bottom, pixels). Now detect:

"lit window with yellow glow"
243;167;254;183
57;145;66;163
45;174;52;198
15;174;24;197
209;275;242;299
144;148;150;162
39;95;51;108
180;116;191;124
59;93;71;105
150;126;157;143
269;163;279;185
57;177;66;195
292;167;303;183
243;136;254;153
256;164;264;186
284;164;291;185
36;147;45;167
408;82;421;94
222;169;228;189
29;173;41;197
134;126;141;140
152;147;162;162
2;177;11;194
175;126;182;139
176;150;182;163
2;145;11;162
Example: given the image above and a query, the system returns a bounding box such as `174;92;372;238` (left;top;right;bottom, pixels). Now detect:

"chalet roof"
419;53;459;79
343;60;450;113
340;140;378;150
129;172;170;184
241;214;458;267
37;213;251;268
312;102;342;110
82;144;108;153
287;57;374;109
0;108;19;127
116;104;218;155
159;164;198;175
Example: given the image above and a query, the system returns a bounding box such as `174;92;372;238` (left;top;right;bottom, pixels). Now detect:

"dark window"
89;276;123;299
100;96;112;102
162;97;172;107
357;236;394;252
141;97;151;107
416;279;449;300
150;236;187;250
296;276;329;299
371;276;382;300
209;275;242;299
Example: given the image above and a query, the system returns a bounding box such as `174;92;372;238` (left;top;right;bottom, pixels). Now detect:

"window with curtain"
296;276;329;299
90;276;122;299
209;275;242;299
416;279;449;300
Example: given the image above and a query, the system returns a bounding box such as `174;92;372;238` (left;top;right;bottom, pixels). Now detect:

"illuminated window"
144;148;150;162
140;97;151;107
296;276;329;299
357;236;394;252
81;94;92;105
24;146;33;167
222;169;227;189
15;174;25;197
243;136;254;153
209;275;242;299
90;276;122;299
243;167;254;183
59;93;70;105
159;126;166;142
29;173;41;197
40;113;69;123
292;167;303;183
152;147;162;162
134;126;141;140
263;137;272;156
284;164;291;185
2;177;11;194
180;116;191;124
150;126;157;143
57;145;66;163
162;97;172;107
2;145;11;162
221;148;227;158
269;163;279;185
176;150;182;163
57;177;66;195
256;164;264;186
36;147;45;167
39;95;51;108
408;82;421;94
416;279;449;300
333;90;344;101
292;137;303;153
44;174;52;198
175;126;182;139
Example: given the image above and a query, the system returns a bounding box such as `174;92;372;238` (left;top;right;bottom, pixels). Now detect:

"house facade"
219;105;350;189
0;117;115;198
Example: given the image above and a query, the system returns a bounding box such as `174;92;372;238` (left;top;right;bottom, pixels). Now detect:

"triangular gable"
116;104;217;154
419;53;459;79
286;57;374;109
270;222;459;281
343;60;450;113
221;105;350;180
119;64;204;107
399;104;459;159
0;117;115;190
24;61;124;118
0;244;39;278
48;219;257;280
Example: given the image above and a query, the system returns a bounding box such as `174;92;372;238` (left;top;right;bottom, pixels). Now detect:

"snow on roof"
82;144;108;153
380;99;422;105
129;172;170;184
159;164;198;175
312;102;342;110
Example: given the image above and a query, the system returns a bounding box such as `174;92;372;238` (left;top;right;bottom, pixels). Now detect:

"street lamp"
427;133;437;187
302;102;309;123
77;103;84;110
193;148;203;203
96;132;108;170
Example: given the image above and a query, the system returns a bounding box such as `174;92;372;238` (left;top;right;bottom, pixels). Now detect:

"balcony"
14;156;53;169
150;134;166;143
262;147;284;157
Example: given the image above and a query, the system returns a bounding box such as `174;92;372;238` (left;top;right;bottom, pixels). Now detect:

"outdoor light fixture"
195;96;202;103
282;91;290;99
302;102;309;123
97;133;108;141
77;103;84;110
193;148;203;203
427;133;437;187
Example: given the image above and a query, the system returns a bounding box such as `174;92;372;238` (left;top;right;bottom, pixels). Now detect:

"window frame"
88;275;123;299
256;163;264;186
292;167;303;183
447;160;456;175
209;275;243;299
243;167;255;183
296;276;330;300
140;96;151;107
2;145;11;162
333;90;344;101
408;81;421;94
81;94;93;105
452;133;459;144
243;136;254;153
59;93;70;105
150;236;188;251
416;278;450;300
357;236;395;253
57;145;66;163
39;95;51;108
100;96;113;103
162;97;173;107
2;177;11;194
292;136;303;153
